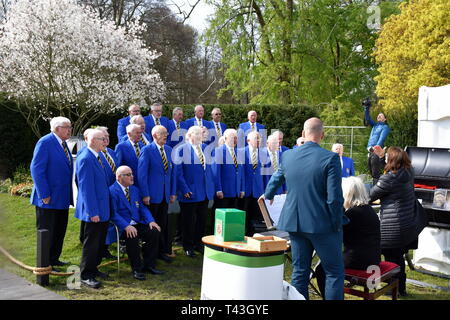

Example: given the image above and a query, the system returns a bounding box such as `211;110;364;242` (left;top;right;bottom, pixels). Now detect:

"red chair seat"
345;261;400;281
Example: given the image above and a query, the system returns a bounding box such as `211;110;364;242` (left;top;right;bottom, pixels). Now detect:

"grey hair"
83;128;95;139
247;130;260;141
151;125;166;136
130;115;144;124
128;104;140;111
342;176;369;210
223;128;237;139
332;143;343;151
50;117;71;132
126;123;141;133
172;107;183;116
96;126;109;133
151;102;163;110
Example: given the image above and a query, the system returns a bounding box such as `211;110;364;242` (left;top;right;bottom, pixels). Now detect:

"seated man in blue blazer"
115;124;145;188
138;125;177;263
75;129;111;289
332;143;355;177
174;126;215;257
117;104;141;141
212;129;245;211
110;166;163;280
238;110;266;147
144;102;170;136
167;107;188;148
30;116;73;268
185;104;214;145
209;107;227;147
242;131;265;236
261;118;345;300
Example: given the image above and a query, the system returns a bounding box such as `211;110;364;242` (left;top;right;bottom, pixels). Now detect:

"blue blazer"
30;133;74;209
115;140;145;188
243;146;265;198
185;118;215;145
138;142;176;203
110;182;155;233
341;156;355;177
261;148;286;195
119;131;151;145
174;143;215;203
74;148;110;222
264;142;344;233
99;148;119;186
166;120;189;148
117;116;131;141
212;145;245;198
208;121;227;146
238;121;266;146
144;115;170;137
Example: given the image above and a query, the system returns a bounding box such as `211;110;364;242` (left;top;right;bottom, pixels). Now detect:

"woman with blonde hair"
315;176;381;298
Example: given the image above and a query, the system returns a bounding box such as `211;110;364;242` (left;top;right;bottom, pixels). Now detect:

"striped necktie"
176;122;180;131
231;148;238;168
251;123;255;131
196;145;205;168
125;187;130;202
215;123;222;137
251;149;257;170
155;118;160;126
62;141;70;162
103;151;116;173
160;147;168;172
134;143;140;158
97;155;104;168
271;151;278;171
140;136;148;146
197;119;202;127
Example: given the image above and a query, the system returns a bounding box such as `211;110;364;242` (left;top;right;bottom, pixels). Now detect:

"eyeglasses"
94;137;106;141
121;173;133;177
59;125;72;129
213;113;221;116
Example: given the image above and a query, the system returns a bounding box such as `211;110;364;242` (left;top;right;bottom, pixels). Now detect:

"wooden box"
246;236;288;252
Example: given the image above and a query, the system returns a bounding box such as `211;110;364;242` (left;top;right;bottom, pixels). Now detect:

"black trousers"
382;248;407;294
35;207;69;265
242;197;264;236
122;223;160;272
179;199;209;252
368;152;385;185
148;200;170;256
80;221;108;280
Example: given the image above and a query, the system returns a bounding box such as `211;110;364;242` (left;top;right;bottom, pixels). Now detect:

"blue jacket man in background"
331;143;355;178
138;125;177;263
209;107;227;147
30;116;73;268
110;165;163;280
144;102;170;137
117;104;141;141
364;102;390;184
262;118;345;300
167;107;188;148
238;110;266;147
75;129;111;289
185;104;214;145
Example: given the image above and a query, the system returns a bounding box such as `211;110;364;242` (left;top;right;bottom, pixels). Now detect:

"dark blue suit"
175;143;215;252
167;119;188;148
30;132;73;265
264;141;345;300
144;115;170;137
115;140;145;188
75;147;111;279
117;116;131;141
341;156;355;177
109;182;159;271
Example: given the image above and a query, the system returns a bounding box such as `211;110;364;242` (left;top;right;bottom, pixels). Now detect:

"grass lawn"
1;193;449;300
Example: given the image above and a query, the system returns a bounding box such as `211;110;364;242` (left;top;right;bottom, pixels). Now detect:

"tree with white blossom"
0;0;165;137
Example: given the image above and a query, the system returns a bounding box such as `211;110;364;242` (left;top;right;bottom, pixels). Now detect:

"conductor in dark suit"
75;129;111;289
30;116;73;268
110;166;163;280
261;118;345;300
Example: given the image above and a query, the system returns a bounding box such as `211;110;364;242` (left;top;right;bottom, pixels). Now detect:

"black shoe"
194;246;204;254
185;250;196;258
81;278;101;289
143;267;165;275
103;251;117;260
132;271;146;281
158;254;173;263
51;260;69;267
95;271;109;279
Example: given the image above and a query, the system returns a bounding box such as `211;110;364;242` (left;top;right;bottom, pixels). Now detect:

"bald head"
303;117;324;143
116;165;134;187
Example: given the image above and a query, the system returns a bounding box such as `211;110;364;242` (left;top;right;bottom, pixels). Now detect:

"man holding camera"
363;98;391;185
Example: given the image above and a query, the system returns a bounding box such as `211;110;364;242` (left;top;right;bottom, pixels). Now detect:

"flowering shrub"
0;0;165;136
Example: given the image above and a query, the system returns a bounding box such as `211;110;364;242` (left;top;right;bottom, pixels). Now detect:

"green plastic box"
214;208;246;242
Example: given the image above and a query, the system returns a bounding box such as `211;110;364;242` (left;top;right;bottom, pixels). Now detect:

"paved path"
0;268;67;300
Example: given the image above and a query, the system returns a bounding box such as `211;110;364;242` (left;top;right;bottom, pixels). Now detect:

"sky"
167;0;215;33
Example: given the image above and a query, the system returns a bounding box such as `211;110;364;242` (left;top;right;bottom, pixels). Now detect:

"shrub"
10;182;33;197
0;178;13;194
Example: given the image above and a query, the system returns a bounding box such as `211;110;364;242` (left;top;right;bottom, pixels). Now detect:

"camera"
362;97;372;109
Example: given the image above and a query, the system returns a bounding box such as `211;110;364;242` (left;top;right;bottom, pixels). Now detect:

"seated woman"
315;176;381;298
